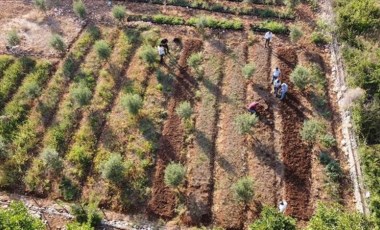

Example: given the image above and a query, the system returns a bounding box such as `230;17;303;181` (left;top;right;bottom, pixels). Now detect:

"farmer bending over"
274;78;281;96
247;101;259;114
264;31;273;48
160;38;170;54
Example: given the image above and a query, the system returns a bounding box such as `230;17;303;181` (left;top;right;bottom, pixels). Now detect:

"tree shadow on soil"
203;78;231;105
215;156;237;176
251;139;283;177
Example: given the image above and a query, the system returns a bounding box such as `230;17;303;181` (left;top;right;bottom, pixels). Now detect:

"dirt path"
245;42;284;222
183;39;224;225
148;39;202;218
272;44;313;221
212;40;247;229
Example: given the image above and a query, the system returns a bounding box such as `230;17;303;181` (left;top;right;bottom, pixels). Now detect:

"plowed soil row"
246;42;283;221
212;40;247;229
275;45;313;220
184;39;224;225
148;39;203;218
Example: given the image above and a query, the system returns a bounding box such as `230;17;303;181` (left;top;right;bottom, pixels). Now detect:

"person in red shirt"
247;101;259;114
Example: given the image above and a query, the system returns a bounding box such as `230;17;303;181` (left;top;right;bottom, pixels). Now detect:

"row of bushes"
0;61;52;140
251;20;288;34
334;0;380;226
128;14;244;30
0;27;100;189
0;55;14;78
129;0;293;19
0;57;36;109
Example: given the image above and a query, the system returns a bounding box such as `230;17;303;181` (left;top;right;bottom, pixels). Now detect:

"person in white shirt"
158;44;165;63
274;78;281;96
272;67;281;82
278;200;288;213
280;82;288;100
264;31;273;48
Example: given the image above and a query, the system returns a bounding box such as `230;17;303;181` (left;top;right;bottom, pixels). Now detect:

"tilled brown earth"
148;39;202;218
212;40;247;229
246;42;283;223
183;39;224;225
276;46;313;220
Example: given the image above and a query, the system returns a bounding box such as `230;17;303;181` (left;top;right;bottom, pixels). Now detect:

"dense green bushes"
0;201;45;229
250;206;296;230
73;0;87;19
251;20;288;34
235;113;258;134
0;57;35;108
307;202;371;229
0;55;14;77
335;0;380;226
164;162;186;189
128;14;244;30
336;0;380;43
112;5;126;23
232;177;254;203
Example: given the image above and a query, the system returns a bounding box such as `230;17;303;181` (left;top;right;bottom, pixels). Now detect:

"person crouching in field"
247;101;259;114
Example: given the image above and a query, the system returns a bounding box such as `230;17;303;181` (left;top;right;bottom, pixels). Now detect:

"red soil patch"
276;46;313;220
148;39;202;218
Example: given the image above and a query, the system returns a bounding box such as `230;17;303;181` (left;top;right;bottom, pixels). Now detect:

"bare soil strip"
274;45;313;220
148;39;202;218
212;40;247;229
184;39;224;225
245;42;283;221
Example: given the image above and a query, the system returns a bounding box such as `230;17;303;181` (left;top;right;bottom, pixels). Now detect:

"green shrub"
63;55;76;78
255;21;288;34
112;5;126;23
284;0;299;10
326;160;342;182
59;177;80;201
336;0;380;41
101;154;125;184
0;137;8;160
318;134;336;149
232;176;254;203
139;45;158;66
50;34;66;53
187;16;243;30
156;69;174;93
289;25;303;43
290;65;310;90
7;29;20;47
307;202;371;229
73;0;86;19
87;26;101;40
250;206;296;230
311;32;328;45
152;14;185;25
0;201;45;230
319;152;331;165
70;201;102;227
41;148;63;172
142;30;160;46
0;55;14;74
71;82;92;106
94;40;111;60
66;222;94;230
23;81;40;99
242;63;256;79
300;119;324;143
234;113;258;134
176;101;192;120
187;52;203;69
164;162;186;188
33;0;47;11
121;93;143;115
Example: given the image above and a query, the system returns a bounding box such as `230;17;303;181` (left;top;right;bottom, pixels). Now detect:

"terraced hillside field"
0;0;358;229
